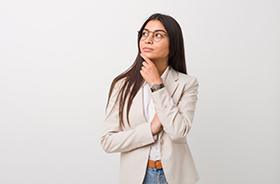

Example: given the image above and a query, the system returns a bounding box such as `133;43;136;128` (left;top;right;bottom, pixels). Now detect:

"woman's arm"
100;80;156;153
150;76;199;141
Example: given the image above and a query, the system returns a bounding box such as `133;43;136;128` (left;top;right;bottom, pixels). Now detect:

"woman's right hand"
150;113;163;135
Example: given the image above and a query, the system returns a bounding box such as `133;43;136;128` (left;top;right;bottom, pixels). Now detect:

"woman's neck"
153;58;168;76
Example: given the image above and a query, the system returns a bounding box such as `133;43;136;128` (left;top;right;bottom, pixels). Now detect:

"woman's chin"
141;52;155;59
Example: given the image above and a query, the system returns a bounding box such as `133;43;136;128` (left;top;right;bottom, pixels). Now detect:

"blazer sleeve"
150;76;199;141
100;80;156;153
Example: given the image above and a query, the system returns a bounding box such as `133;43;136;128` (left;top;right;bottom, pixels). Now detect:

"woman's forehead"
144;20;166;32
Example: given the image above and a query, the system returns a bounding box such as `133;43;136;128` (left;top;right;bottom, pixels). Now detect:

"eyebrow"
143;28;167;33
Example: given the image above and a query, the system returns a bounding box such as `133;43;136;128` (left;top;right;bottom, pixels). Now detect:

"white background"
0;0;279;183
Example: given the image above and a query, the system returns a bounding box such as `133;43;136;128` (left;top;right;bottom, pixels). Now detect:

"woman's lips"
142;47;154;52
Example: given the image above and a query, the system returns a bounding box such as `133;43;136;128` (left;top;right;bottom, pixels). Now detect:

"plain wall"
0;0;279;183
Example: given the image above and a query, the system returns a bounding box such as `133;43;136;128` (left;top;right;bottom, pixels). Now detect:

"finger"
140;65;147;72
140;68;144;75
142;61;149;67
140;53;152;64
140;68;147;78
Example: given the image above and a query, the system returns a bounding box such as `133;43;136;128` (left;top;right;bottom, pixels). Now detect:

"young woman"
101;13;200;184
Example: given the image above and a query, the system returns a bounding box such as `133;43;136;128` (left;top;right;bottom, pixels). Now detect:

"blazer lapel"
165;66;179;97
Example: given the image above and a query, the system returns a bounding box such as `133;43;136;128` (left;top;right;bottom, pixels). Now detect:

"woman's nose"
145;34;153;44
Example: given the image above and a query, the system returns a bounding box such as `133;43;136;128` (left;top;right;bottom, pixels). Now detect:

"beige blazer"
100;66;200;184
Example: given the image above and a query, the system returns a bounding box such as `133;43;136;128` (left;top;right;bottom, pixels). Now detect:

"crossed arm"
100;77;199;153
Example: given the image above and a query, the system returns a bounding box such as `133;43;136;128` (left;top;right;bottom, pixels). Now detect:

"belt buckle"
148;159;161;169
155;160;161;169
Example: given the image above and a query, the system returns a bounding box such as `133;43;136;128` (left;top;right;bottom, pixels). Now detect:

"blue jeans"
143;168;168;184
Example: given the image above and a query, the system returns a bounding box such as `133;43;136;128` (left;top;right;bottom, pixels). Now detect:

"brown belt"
147;159;163;169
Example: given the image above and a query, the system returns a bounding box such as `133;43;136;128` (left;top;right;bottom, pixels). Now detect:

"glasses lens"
154;32;164;42
139;30;167;42
141;31;149;39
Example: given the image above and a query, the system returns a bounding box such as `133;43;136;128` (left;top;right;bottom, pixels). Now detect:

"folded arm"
150;76;199;141
100;80;156;153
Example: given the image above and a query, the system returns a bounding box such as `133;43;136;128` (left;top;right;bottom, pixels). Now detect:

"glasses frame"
138;29;168;42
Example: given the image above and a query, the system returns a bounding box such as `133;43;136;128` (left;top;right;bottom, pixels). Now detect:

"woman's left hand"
139;53;163;85
151;113;163;135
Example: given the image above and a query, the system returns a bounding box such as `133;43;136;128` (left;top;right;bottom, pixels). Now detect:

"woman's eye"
142;32;148;36
155;33;163;38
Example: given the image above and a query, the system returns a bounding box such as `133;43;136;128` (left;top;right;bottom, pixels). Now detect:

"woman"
100;13;200;184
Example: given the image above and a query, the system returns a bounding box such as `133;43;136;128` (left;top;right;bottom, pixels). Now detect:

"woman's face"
139;20;169;61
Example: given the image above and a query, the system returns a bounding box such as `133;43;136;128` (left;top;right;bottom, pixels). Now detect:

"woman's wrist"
150;83;165;92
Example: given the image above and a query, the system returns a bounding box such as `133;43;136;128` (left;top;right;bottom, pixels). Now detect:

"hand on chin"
141;52;155;62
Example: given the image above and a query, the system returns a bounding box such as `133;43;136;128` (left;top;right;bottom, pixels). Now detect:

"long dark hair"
105;13;188;128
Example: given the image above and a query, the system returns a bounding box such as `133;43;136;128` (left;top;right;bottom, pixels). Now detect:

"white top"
142;65;170;161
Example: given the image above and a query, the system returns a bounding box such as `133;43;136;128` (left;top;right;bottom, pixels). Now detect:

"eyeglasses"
138;29;168;42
